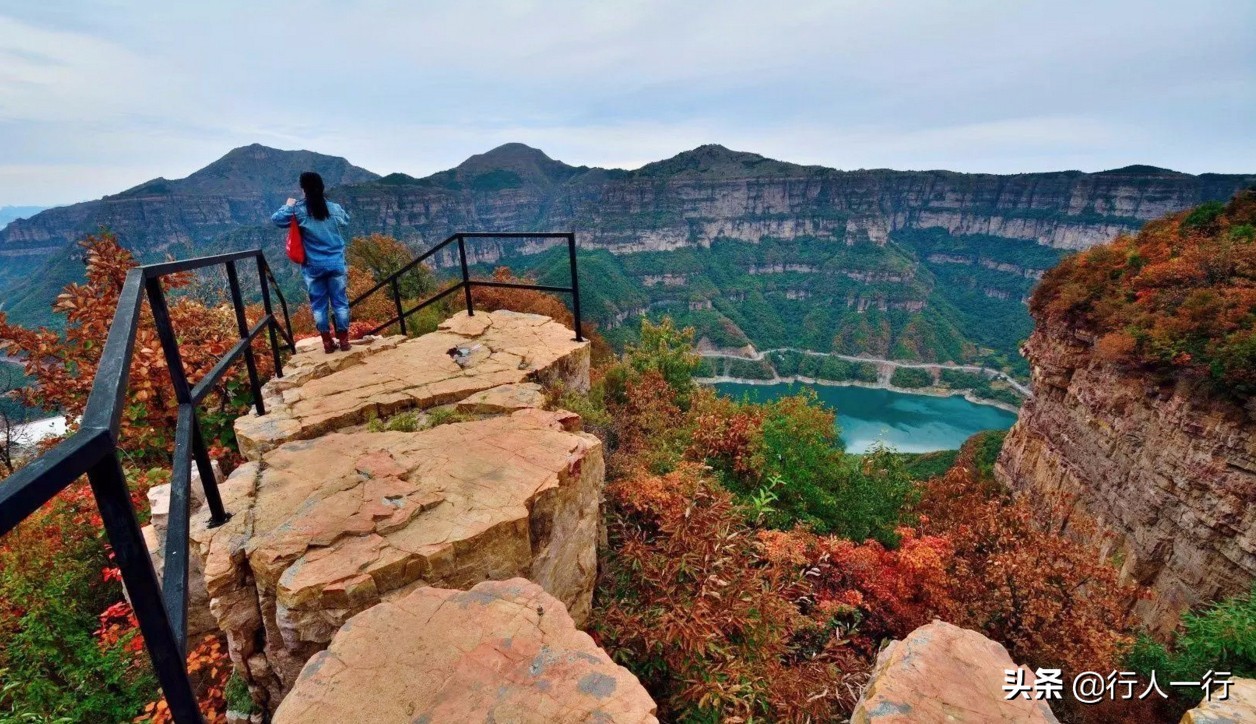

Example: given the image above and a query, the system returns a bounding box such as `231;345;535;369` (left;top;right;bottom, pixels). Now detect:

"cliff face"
337;152;1253;257
996;319;1256;635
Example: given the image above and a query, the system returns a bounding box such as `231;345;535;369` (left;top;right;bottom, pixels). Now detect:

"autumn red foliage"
0;232;278;464
597;463;869;720
913;440;1137;675
590;330;1140;720
1033;190;1256;396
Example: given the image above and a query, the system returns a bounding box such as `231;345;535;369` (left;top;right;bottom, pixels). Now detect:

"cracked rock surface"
193;408;603;710
273;578;657;723
851;621;1059;723
234;310;589;460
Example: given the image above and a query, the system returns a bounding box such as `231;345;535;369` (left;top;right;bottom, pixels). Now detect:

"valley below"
713;380;1018;453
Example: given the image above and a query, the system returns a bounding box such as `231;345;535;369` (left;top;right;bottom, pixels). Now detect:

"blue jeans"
303;266;350;334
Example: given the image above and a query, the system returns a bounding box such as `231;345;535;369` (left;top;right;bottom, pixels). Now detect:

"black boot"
336;330;351;352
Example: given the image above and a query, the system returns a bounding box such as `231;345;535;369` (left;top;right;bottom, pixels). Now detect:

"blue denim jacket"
271;200;351;272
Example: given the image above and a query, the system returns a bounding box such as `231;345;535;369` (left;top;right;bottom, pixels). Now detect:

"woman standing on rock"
272;171;353;353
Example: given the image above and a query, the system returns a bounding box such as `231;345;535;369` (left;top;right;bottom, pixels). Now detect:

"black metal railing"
350;232;583;342
0;250;295;724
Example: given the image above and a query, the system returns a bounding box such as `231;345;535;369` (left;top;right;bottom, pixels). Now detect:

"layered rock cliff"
996;196;1256;634
997;321;1256;634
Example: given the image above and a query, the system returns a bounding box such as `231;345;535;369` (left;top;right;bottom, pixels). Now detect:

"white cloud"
0;0;1252;205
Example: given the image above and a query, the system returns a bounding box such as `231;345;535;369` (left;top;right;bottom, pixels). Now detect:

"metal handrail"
349;232;583;342
0;250;295;724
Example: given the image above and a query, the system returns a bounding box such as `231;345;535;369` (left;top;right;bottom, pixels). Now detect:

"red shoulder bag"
285;217;305;264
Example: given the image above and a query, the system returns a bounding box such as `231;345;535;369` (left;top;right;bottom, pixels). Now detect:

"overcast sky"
1;0;1253;206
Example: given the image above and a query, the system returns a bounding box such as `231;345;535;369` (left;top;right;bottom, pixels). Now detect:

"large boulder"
192;408;603;711
273;578;658;724
852;621;1059;723
234;311;590;460
1180;678;1256;723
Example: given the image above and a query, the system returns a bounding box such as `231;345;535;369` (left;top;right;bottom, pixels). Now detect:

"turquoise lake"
713;382;1019;454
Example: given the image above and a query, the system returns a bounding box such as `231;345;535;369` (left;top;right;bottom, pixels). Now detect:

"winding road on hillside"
699;347;1034;397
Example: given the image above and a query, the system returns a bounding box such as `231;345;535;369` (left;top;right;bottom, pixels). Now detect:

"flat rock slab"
194;409;602;710
274;578;658;723
852;621;1059;723
456;382;548;414
236;311;589;460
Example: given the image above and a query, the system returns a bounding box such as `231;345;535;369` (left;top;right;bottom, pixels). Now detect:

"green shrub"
384;411;420;432
425;408;469;428
889;367;933;388
1181;201;1225;232
0;487;156;721
716;391;915;543
1125;585;1256;707
224;673;256;714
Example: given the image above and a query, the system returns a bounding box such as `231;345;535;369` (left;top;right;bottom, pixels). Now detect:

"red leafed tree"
0;231;275;464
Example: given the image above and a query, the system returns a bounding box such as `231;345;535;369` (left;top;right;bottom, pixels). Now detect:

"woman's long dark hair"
299;171;330;221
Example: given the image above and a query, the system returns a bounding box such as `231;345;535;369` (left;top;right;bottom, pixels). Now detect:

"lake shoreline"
696;374;1024;415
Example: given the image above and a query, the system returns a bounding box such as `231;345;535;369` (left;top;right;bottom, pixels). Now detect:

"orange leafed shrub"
763;528;956;654
596;463;868;721
914;443;1137;674
1033;190;1256;396
135;635;231;724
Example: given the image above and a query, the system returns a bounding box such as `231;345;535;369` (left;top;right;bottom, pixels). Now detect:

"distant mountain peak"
448;142;576;186
457;143;560;170
635;143;807;178
108;144;379;199
1096;164;1188;177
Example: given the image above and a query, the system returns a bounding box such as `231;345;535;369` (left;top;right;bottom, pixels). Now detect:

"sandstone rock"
455;381;547;414
1180;678;1256;723
273;578;657;724
851;621;1058;723
997;321;1256;635
140;462;221;639
235;311;589;460
194;409;603;710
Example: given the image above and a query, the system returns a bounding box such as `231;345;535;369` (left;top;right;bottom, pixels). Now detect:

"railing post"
391;278;407;336
191;414;229;527
566;232;584;342
225;261;265;416
144;275;228;526
255;255;284;379
87;451;204;724
457;235;474;317
268;266;296;353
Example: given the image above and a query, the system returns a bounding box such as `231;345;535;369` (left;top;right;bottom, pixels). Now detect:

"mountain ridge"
1;143;1252;373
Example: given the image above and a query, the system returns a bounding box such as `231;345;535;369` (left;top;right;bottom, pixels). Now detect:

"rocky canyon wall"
996;320;1256;635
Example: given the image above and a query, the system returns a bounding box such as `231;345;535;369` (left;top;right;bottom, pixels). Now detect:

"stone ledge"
273;578;658;724
235;311;590;460
194;408;603;711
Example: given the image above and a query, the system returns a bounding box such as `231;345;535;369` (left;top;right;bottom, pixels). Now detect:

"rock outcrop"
1179;678;1256;723
851;621;1058;723
194;408;602;709
234;310;589;459
997;320;1256;635
273;578;658;724
140;462;220;639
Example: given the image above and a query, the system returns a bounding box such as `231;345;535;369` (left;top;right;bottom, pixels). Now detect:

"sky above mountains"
1;0;1253;206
